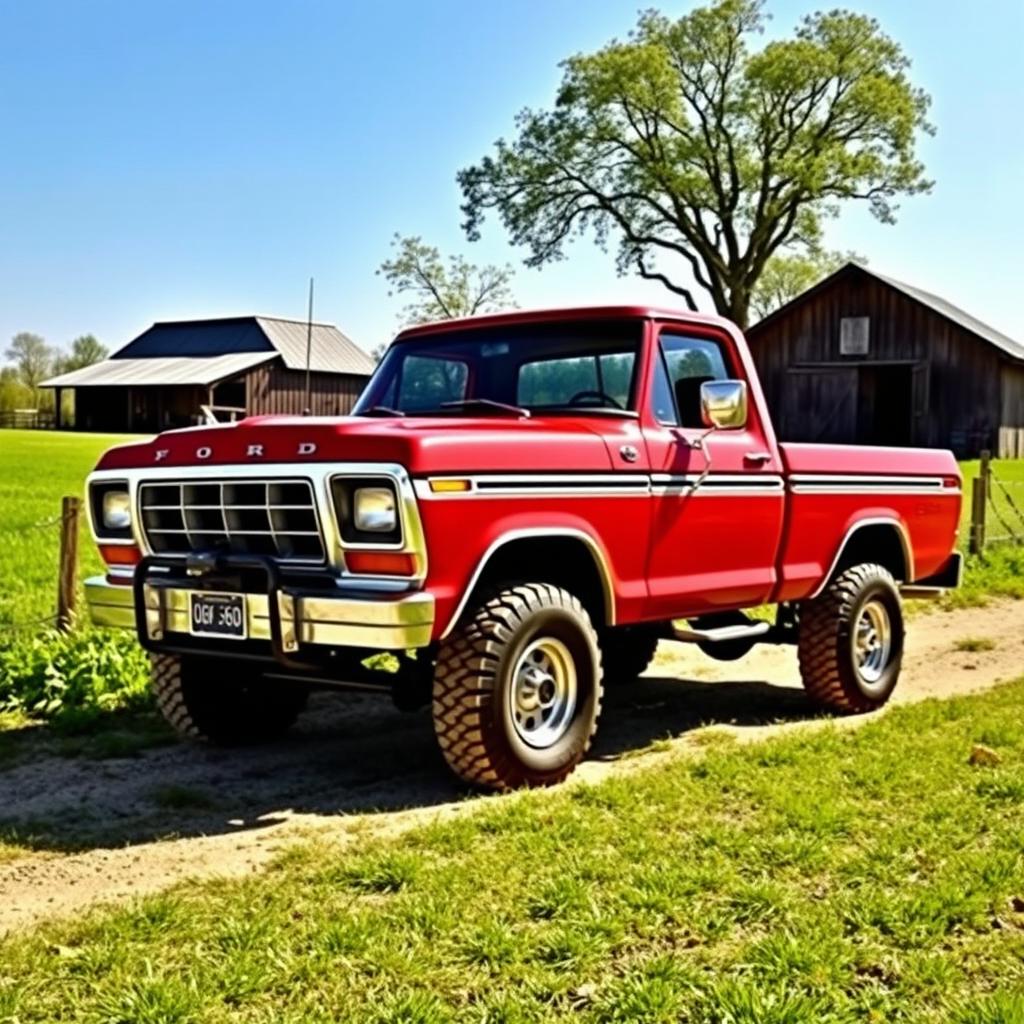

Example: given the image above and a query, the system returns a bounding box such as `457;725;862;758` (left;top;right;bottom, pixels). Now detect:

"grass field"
0;429;145;630
2;680;1023;1022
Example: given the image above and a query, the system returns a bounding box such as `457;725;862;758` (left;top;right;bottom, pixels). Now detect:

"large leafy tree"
459;0;932;327
378;234;516;327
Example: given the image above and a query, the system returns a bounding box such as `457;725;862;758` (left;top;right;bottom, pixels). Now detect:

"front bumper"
85;575;435;652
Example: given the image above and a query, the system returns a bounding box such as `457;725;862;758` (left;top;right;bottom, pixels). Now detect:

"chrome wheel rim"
508;637;577;749
854;599;892;689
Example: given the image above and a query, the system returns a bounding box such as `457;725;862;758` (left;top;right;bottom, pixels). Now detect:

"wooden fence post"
57;495;80;631
969;451;991;556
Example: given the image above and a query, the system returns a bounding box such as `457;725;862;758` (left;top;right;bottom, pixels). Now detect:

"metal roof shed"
42;315;375;432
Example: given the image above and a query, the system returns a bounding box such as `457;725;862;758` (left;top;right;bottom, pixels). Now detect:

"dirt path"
2;600;1021;933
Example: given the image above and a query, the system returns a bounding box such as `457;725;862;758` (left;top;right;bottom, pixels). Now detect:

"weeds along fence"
969;451;1024;554
5;496;81;634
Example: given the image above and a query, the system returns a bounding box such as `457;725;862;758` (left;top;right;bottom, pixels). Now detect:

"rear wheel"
797;564;904;713
432;583;603;790
151;653;308;745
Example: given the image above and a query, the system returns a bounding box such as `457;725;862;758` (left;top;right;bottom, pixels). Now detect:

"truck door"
641;326;786;619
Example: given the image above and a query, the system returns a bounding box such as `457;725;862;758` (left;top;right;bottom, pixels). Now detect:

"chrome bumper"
84;575;435;651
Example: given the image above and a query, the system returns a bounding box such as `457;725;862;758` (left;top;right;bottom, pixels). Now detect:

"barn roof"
750;263;1024;363
42;315;375;389
43;351;276;388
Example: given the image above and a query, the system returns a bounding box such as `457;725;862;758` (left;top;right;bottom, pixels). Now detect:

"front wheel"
432;583;603;790
151;653;308;745
797;563;904;713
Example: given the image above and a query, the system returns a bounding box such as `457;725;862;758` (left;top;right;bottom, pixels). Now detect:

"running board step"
672;620;771;644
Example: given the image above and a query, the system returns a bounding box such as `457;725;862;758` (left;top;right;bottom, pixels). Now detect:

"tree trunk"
724;286;750;331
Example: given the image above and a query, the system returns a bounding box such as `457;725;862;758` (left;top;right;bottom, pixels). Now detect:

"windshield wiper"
360;406;406;418
440;399;531;418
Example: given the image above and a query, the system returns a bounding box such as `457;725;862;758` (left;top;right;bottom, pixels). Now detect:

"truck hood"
95;414;638;474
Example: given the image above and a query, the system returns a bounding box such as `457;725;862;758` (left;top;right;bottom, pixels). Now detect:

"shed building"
746;263;1024;458
42;315;375;433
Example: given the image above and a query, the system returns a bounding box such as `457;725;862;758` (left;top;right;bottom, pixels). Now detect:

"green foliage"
0;366;31;412
4;331;54;404
459;0;933;326
0;628;149;729
52;334;108;374
751;249;864;321
4;679;1024;1020
378;234;516;327
0;430;150;727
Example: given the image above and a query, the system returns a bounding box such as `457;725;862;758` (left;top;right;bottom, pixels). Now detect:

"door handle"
744;452;772;465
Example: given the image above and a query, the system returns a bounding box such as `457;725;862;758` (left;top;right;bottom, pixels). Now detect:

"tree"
378;234;516;327
0;366;30;413
750;249;863;320
57;334;108;373
459;0;932;328
5;332;54;402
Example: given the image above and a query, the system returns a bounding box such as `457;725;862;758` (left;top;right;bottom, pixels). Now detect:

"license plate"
189;592;247;640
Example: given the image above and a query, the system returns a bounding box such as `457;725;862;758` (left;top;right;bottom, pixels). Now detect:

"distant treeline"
1;332;107;414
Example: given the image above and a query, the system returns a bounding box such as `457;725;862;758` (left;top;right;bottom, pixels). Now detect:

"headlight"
331;476;403;545
90;480;133;539
354;487;397;533
102;490;132;530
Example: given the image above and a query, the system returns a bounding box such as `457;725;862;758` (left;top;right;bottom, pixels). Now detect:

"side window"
397;355;468;411
653;334;731;427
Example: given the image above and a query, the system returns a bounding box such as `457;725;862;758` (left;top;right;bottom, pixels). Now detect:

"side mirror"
700;379;748;430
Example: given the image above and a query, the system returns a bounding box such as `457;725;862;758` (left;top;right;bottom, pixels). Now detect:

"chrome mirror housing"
700;380;748;430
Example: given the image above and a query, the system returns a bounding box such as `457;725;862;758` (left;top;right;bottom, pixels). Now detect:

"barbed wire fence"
2;497;81;634
969;451;1024;554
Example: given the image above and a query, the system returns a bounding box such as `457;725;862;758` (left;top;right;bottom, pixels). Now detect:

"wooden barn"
42;315;375;432
746;263;1024;458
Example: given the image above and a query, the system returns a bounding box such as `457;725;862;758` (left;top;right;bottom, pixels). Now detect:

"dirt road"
2;600;1021;932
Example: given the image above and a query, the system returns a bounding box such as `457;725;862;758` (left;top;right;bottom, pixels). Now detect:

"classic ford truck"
85;306;962;789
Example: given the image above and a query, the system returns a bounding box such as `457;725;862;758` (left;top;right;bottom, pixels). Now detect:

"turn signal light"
429;478;472;493
345;551;417;576
99;543;141;567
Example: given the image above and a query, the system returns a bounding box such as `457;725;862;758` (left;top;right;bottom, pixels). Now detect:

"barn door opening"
858;365;914;446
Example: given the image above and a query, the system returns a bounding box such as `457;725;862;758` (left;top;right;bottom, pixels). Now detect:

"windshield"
353;321;642;417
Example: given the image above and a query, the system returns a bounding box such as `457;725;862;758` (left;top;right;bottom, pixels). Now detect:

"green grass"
0;429;145;628
3;680;1024;1022
942;458;1024;608
953;636;997;654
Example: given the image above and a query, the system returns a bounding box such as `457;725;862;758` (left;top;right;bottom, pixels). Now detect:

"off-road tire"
151;653;308;745
798;563;904;714
598;624;661;683
432;583;603;790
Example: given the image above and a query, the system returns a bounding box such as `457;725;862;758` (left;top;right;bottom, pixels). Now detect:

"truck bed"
774;443;962;602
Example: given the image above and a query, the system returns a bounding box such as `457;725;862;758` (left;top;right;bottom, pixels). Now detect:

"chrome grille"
139;479;325;564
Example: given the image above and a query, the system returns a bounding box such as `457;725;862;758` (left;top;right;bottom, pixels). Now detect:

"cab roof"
394;304;735;341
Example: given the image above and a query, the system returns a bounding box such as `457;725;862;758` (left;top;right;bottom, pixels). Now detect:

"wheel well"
830;523;909;584
462;536;611;628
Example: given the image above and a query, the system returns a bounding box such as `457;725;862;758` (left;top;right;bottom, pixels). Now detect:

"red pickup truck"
85;306;962;790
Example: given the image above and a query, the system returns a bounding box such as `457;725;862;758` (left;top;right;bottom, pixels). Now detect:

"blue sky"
1;0;1021;361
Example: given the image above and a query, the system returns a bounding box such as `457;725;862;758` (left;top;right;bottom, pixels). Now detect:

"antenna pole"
303;277;314;415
